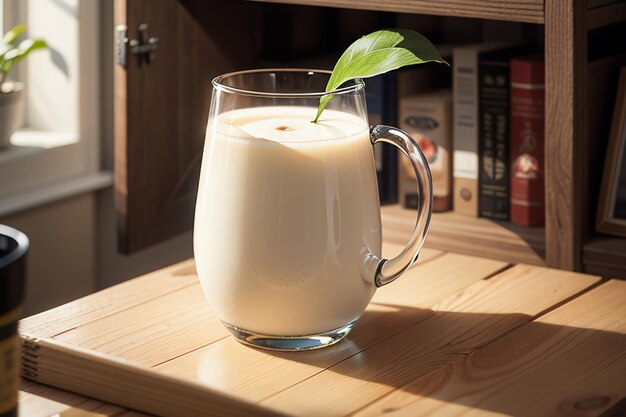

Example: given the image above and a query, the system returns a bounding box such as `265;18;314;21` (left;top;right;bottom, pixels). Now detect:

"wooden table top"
18;243;626;417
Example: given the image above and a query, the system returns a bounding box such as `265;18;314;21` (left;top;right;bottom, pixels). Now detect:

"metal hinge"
116;23;159;67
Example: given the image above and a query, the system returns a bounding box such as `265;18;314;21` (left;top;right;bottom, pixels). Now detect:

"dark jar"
0;225;28;417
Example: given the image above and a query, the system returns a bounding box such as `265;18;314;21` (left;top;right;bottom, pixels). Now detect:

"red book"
510;56;545;227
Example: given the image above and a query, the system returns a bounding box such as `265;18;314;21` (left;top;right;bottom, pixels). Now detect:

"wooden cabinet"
113;0;626;272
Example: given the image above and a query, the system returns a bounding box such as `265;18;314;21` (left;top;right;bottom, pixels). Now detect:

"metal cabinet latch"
116;23;159;67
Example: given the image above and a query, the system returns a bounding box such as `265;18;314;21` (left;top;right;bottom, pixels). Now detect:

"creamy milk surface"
194;106;381;335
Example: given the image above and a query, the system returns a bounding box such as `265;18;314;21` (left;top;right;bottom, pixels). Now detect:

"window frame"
0;0;111;217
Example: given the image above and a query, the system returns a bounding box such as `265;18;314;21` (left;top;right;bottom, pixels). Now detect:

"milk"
194;106;381;335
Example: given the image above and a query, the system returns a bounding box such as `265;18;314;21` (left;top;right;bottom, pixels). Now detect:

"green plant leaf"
312;29;448;122
0;44;10;60
17;38;48;59
1;37;47;85
313;94;335;123
3;39;47;61
3;24;27;45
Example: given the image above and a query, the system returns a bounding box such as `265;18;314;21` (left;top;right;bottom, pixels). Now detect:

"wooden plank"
260;265;599;416
382;206;545;266
545;1;588;270
20;337;287;417
382;242;444;263
52;284;229;367
17;249;464;415
19;259;198;338
113;0;128;256
21;246;442;367
353;280;626;417
19;379;135;417
154;253;508;402
587;1;626;30
249;0;545;24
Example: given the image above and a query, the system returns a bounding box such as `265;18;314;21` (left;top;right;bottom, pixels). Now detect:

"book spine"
453;49;480;216
399;92;452;212
510;60;545;227
367;74;398;204
478;61;511;220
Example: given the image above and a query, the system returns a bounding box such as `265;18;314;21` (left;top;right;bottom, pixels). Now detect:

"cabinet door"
114;0;257;253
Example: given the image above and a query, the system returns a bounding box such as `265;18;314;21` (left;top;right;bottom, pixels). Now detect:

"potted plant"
0;25;47;149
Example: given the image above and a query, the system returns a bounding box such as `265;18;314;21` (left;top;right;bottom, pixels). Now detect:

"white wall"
26;0;78;132
0;193;96;316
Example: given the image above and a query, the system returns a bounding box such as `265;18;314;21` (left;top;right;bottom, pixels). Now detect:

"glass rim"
211;68;365;98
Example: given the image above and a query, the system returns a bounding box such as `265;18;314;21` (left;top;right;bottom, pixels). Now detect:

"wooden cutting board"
18;243;626;417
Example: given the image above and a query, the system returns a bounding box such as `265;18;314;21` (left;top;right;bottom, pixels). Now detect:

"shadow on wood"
256;299;625;416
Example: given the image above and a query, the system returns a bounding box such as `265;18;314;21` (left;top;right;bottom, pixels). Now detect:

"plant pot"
0;81;25;150
0;224;28;417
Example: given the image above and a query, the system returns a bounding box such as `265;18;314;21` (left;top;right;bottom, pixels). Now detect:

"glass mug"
194;69;432;351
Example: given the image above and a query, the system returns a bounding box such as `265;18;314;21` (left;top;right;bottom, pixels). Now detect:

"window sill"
0;170;113;218
0;130;79;165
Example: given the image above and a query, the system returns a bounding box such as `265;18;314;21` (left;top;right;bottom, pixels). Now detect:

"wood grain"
382;242;444;264
52;284;229;367
154;253;508;402
383;206;545;266
260;265;599;416
19;259;198;338
22;245;444;367
18;255;610;417
21;337;286;417
115;0;260;253
114;0;128;250
18;249;503;417
545;0;588;270
19;379;136;417
354;279;626;417
248;0;545;24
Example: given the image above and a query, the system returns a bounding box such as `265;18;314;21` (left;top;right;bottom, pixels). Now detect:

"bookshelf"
251;0;545;23
245;0;625;273
382;205;545;266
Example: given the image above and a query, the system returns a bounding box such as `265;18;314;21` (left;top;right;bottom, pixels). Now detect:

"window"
0;0;111;216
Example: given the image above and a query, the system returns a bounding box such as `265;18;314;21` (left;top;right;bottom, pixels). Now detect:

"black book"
478;51;518;220
366;73;398;204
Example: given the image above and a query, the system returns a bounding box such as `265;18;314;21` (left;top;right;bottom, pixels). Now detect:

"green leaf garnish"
313;29;448;123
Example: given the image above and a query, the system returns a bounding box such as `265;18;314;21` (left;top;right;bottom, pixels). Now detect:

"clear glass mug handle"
363;125;433;287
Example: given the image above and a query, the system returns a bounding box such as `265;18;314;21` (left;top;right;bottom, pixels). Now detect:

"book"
510;55;545;227
366;73;398;204
399;89;453;212
453;42;515;216
478;49;525;221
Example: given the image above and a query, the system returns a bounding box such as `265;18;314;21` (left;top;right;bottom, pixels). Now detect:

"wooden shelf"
381;205;545;266
583;236;626;278
115;0;624;271
587;1;626;30
250;0;545;24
